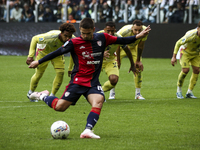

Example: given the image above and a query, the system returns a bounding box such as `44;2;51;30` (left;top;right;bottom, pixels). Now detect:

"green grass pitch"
0;56;200;150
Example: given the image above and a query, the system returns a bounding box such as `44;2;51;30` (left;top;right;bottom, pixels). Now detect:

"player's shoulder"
72;34;76;38
142;25;147;30
185;28;197;37
36;30;60;40
118;24;132;36
96;30;104;33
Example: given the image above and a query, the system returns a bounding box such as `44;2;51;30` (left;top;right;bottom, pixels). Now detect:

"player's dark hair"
197;21;200;27
59;23;76;33
79;18;94;29
132;20;143;26
105;21;116;28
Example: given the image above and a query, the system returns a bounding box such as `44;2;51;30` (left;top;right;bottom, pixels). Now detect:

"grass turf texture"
0;56;200;150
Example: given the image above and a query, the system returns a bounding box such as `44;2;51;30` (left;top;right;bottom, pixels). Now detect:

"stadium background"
0;23;196;58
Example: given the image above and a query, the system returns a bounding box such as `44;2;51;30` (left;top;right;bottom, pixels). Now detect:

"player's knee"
54;104;67;112
109;75;118;86
182;68;189;74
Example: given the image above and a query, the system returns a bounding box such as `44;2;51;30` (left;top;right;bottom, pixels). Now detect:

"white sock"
39;93;48;101
135;88;141;95
177;86;182;93
28;90;34;95
50;93;55;97
110;88;115;94
187;89;192;94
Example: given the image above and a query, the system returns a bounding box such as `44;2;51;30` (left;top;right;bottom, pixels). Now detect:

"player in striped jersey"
26;23;76;102
171;21;200;99
110;20;148;100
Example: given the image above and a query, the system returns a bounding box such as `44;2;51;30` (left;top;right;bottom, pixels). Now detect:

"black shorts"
60;83;105;105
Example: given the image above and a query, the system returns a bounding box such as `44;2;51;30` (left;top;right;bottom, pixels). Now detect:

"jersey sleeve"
68;55;74;71
28;35;38;57
39;40;73;64
173;31;192;54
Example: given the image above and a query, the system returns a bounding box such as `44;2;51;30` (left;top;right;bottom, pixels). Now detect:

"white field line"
0;104;45;109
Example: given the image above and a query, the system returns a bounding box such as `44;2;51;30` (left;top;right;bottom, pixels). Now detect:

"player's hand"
136;25;151;39
103;50;110;60
117;61;121;69
136;61;144;71
171;57;177;66
129;65;139;77
26;57;34;65
68;71;72;77
29;61;39;68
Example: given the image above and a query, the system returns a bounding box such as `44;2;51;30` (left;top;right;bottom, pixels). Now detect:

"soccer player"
28;18;151;139
171;21;200;99
98;21;137;99
26;23;76;102
110;20;149;100
68;21;136;100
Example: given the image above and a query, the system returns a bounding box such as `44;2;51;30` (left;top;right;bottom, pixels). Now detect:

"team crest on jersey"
97;41;102;46
39;38;44;41
65;92;70;97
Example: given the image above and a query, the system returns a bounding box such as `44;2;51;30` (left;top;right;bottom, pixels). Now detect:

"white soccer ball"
50;120;70;139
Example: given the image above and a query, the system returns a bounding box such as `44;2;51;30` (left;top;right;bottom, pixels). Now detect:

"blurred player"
26;23;76;102
171;21;200;99
28;18;151;138
110;20;149;100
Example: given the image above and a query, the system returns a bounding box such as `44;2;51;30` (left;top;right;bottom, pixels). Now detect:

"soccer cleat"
27;91;38;102
135;93;145;100
176;92;184;99
108;92;115;100
29;90;49;101
80;129;100;139
186;92;197;99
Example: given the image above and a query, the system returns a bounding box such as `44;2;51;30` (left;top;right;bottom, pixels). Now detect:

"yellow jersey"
28;30;75;58
97;30;124;62
117;25;148;51
174;28;200;56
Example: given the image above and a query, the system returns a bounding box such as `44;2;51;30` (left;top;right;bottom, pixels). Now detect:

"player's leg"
132;55;145;100
102;60;119;99
29;83;81;111
109;50;127;100
50;55;65;96
27;61;49;102
80;85;104;139
176;54;190;99
186;56;199;98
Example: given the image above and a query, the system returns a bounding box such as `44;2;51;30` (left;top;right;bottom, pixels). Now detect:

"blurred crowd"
0;0;199;23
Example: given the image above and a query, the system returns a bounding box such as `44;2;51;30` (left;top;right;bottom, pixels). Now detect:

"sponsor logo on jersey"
87;60;100;64
82;51;102;59
97;41;102;46
80;46;85;49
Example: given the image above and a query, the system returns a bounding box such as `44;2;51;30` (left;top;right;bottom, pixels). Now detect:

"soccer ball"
50;120;70;139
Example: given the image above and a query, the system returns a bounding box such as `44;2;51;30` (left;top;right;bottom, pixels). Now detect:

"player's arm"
116;46;121;69
26;36;38;65
136;41;145;71
122;45;138;76
115;25;151;45
171;38;183;66
68;55;74;77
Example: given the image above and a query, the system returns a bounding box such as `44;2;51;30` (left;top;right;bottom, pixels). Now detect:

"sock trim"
91;107;101;115
51;98;59;110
